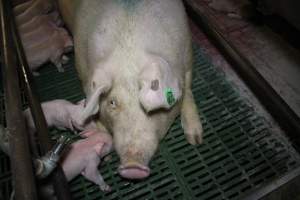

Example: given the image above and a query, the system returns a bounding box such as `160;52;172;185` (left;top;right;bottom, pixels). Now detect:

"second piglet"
23;99;95;134
24;27;73;75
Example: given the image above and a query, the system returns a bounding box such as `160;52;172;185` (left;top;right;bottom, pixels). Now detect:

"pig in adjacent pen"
13;0;73;75
23;27;73;75
58;0;203;179
20;21;61;48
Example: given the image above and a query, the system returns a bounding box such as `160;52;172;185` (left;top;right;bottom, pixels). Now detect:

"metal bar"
10;8;52;156
7;0;72;199
0;0;38;199
241;167;300;200
184;0;300;152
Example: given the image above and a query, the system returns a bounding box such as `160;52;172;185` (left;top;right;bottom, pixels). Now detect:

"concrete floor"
189;0;300;119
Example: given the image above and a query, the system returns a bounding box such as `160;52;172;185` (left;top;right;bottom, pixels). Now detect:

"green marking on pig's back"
115;0;142;10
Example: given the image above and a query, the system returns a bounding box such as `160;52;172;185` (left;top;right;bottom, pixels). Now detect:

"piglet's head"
79;70;112;124
138;57;182;113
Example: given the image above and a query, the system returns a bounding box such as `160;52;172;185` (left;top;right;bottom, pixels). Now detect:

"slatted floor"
0;45;299;200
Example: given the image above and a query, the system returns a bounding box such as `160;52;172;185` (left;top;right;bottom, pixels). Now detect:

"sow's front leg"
181;56;203;145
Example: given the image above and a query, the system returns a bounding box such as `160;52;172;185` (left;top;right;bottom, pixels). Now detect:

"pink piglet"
61;129;113;192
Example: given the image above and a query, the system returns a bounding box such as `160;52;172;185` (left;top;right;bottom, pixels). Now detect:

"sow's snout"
117;143;156;179
118;161;150;179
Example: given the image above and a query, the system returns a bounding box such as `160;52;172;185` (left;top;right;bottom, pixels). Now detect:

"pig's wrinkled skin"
15;0;55;25
13;0;34;16
23;99;96;134
24;27;73;74
58;0;203;179
61;129;113;192
18;11;63;34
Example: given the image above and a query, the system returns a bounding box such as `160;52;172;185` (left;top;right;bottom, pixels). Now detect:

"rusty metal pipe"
0;0;38;199
6;1;72;199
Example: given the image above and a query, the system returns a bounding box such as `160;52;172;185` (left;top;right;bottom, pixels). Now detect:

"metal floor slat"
0;45;300;200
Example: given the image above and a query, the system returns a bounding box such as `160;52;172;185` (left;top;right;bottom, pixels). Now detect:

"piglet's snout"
118;161;150;179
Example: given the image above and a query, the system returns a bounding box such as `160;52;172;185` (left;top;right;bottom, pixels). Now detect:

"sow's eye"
109;99;118;109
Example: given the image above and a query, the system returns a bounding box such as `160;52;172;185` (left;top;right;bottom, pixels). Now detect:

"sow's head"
80;57;183;179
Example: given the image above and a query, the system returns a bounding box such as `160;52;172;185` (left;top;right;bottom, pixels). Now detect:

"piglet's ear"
80;86;106;123
139;57;182;112
80;71;112;124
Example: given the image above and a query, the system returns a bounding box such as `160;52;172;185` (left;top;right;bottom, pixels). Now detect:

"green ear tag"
165;88;176;106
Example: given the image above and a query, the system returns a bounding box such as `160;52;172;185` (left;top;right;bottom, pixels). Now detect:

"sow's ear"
138;57;182;112
80;71;112;123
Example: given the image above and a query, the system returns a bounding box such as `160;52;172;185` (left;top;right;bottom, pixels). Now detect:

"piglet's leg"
81;157;111;192
61;55;69;64
51;54;65;73
56;62;65;72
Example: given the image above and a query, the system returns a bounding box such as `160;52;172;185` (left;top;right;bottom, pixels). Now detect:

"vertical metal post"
7;1;72;199
0;0;38;199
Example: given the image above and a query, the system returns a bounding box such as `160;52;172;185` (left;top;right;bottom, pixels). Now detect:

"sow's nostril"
118;162;150;179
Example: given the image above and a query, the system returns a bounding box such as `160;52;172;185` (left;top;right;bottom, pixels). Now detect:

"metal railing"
0;0;71;199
